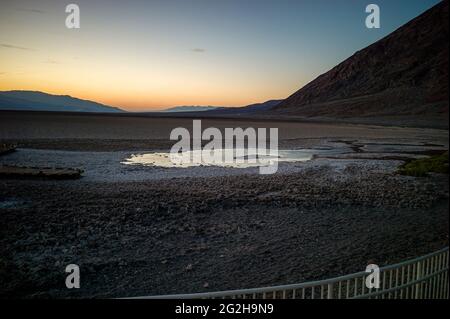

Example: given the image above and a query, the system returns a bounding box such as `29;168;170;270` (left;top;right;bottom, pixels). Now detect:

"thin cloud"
1;43;35;51
16;8;45;14
191;48;206;53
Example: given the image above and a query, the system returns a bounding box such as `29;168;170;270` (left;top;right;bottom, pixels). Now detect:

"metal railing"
130;247;448;299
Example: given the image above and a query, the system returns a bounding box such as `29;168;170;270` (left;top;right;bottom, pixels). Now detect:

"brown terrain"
0;112;448;298
271;0;449;128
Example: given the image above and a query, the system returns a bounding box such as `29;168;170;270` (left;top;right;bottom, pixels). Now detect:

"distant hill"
206;100;282;115
158;99;282;115
161;106;218;112
272;0;449;127
0;91;123;113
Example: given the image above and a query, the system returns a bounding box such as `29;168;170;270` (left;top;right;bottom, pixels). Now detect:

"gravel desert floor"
0;111;448;298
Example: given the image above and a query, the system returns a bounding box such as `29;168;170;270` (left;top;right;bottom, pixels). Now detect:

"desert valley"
0;0;448;299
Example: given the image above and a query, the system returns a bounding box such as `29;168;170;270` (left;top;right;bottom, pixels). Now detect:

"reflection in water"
122;148;336;169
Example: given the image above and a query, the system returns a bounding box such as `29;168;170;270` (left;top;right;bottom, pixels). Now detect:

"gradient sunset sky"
0;0;441;111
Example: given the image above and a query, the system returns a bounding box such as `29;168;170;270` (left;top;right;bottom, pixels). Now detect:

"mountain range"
0;90;281;114
205;100;283;115
1;1;448;127
0;91;123;113
159;100;283;114
161;106;218;112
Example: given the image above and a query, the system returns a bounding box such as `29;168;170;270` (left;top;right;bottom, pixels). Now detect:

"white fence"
132;247;448;299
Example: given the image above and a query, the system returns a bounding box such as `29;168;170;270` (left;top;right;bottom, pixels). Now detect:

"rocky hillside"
273;0;448;127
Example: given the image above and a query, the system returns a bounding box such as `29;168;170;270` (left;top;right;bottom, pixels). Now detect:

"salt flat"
0;110;448;298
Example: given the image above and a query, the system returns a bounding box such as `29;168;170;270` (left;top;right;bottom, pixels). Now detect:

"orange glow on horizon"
0;45;299;111
0;57;299;111
0;81;291;111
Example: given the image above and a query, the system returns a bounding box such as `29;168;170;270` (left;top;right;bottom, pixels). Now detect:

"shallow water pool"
121;148;342;169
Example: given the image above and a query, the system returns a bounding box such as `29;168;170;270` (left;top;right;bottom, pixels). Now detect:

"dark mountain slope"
273;0;449;127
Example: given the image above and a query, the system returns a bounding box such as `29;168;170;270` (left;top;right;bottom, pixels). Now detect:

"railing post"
415;261;422;299
327;283;334;299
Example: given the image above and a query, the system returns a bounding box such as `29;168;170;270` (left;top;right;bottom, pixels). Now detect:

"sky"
0;0;442;111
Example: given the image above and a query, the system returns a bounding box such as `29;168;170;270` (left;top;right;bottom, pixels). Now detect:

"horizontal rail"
351;267;449;299
127;247;449;299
